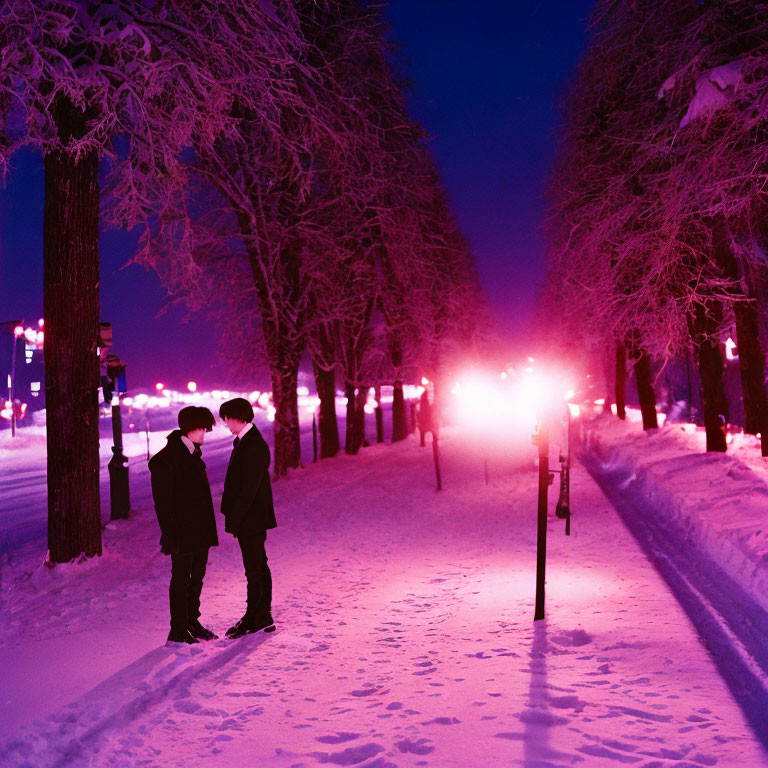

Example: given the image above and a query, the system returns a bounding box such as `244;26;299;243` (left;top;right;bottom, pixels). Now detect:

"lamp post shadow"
521;620;573;767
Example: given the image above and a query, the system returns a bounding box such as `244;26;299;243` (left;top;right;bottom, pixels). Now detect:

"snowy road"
1;429;767;767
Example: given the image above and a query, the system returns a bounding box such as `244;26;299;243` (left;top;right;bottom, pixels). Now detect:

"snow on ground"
1;417;766;767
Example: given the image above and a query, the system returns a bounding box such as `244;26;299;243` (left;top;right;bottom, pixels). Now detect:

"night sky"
0;1;594;389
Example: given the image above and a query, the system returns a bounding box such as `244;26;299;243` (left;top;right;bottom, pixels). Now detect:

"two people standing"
149;398;276;645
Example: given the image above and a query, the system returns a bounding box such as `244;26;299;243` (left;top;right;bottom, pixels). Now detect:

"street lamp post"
533;401;574;621
534;417;550;621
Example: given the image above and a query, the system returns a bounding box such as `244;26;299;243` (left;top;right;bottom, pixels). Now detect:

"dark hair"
178;406;216;434
219;397;254;423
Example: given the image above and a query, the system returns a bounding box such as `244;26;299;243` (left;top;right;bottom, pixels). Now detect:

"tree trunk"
615;341;626;420
271;363;301;476
734;302;768;455
44;95;102;563
711;220;768;455
239;231;306;477
312;358;339;459
601;344;613;414
629;343;658;430
344;382;364;455
391;379;408;442
375;385;384;443
356;386;368;448
692;302;728;453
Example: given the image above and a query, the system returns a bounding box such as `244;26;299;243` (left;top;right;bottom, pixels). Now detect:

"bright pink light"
155;382;165;392
13;326;24;338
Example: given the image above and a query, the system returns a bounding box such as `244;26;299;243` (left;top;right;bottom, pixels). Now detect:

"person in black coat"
149;406;219;644
219;397;277;638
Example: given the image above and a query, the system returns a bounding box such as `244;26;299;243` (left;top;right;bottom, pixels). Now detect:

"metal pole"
145;415;151;461
9;331;18;438
534;417;549;621
108;394;130;519
432;432;442;491
312;411;318;462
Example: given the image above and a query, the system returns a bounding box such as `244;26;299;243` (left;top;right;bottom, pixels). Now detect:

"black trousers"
238;531;272;619
169;548;209;632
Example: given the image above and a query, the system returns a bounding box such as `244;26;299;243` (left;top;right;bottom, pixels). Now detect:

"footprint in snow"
349;687;383;697
551;629;592;647
315;732;360;744
576;743;642;763
422;716;460;725
517;708;569;726
396;737;434;755
549;695;586;712
311;742;384;765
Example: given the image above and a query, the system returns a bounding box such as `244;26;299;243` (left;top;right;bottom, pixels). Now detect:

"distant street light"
155;382;165;392
187;381;197;393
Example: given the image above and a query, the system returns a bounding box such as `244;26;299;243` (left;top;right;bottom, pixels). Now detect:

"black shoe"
167;628;200;645
226;614;275;639
188;619;218;641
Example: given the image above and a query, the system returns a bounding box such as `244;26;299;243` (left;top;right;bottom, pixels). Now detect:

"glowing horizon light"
24;328;37;344
564;389;575;400
257;392;270;409
297;385;310;397
527;356;535;363
187;381;197;393
155;382;165;392
594;398;605;405
248;390;261;403
501;371;508;380
363;402;375;414
36;331;44;344
725;337;738;361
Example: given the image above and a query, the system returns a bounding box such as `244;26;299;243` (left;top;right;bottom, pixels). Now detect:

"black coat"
149;430;219;555
221;424;276;537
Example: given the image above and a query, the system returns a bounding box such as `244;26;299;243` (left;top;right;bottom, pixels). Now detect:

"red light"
155;382;165;392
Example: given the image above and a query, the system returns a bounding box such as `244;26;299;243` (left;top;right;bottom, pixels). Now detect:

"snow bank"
577;412;768;618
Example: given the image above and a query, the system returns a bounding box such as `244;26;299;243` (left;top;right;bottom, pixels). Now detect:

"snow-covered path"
1;430;766;767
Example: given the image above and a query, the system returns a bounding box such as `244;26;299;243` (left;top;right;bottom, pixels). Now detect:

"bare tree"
0;0;238;561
